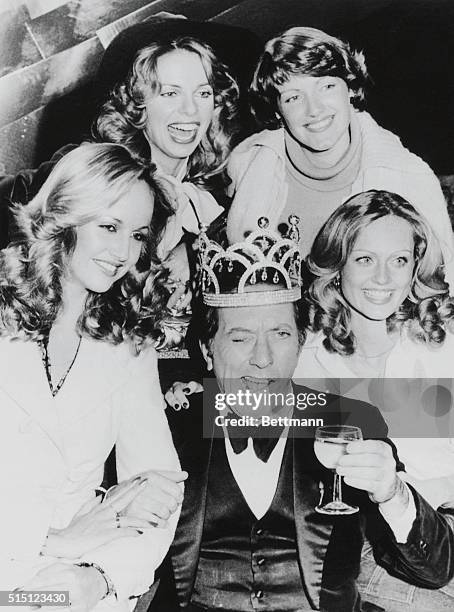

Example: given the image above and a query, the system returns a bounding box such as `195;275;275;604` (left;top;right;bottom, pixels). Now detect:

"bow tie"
227;424;285;462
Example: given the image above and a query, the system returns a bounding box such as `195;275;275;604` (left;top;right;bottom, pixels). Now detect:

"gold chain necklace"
38;335;82;397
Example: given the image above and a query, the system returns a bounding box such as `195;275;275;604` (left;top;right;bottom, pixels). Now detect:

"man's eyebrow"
279;87;300;95
225;327;253;334
225;325;293;334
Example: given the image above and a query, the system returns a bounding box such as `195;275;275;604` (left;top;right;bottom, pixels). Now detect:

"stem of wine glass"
333;473;343;503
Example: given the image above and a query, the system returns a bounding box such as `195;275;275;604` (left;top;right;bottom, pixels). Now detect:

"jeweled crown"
198;216;302;307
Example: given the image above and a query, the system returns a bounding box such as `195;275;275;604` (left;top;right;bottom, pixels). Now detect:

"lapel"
0;337;64;454
0;336;129;456
292;428;334;610
56;337;128;427
170;401;214;607
169;389;338;609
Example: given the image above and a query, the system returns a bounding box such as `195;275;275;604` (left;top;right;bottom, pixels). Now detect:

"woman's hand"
166;282;192;313
165;243;190;285
165;380;203;410
164;243;192;313
43;478;150;559
21;562;106;612
117;469;188;528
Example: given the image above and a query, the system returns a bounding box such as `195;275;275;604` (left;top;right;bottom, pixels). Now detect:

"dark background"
1;0;453;176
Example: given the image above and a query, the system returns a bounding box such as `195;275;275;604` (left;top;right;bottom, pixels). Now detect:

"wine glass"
314;425;363;515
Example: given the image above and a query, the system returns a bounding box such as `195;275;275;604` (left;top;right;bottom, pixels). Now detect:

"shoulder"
233;128;284;151
0;337;42;395
292;380;387;438
229;129;285;165
294;331;349;380
0;335;32;359
390;329;454;377
82;337;159;379
357;112;436;177
325;390;388;439
439;329;454;352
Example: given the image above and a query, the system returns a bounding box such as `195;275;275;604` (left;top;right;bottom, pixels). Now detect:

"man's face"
207;301;301;414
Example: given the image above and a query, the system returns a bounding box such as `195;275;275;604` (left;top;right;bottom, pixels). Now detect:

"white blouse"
0;335;180;610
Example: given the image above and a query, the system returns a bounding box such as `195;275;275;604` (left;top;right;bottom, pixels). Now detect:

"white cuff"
379;482;417;543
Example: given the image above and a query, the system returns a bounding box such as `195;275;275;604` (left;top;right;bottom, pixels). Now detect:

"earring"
333;276;340;290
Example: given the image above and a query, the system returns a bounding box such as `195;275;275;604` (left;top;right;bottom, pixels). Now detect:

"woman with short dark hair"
226;27;454;293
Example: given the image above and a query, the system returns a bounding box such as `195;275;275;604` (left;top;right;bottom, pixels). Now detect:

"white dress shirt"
225;433;416;543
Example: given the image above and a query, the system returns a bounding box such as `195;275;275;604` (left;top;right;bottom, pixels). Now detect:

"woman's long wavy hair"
93;37;239;191
0;142;174;351
307;190;454;355
251;26;369;130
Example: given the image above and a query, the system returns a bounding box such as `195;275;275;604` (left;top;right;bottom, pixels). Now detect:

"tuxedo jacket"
158;384;454;611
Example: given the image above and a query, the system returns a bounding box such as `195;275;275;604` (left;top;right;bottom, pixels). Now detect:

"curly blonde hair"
307;190;454;355
93;36;239;191
0;142;174;351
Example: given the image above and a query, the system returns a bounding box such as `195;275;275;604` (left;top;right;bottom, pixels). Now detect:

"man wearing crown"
145;220;454;612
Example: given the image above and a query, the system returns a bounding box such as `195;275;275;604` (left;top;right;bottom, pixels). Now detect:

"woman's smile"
341;216;415;321
143;49;215;175
303;114;335;132
92;258;123;277
361;288;394;304
167;122;201;144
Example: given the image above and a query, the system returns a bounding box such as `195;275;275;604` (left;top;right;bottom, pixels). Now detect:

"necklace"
38;335;82;397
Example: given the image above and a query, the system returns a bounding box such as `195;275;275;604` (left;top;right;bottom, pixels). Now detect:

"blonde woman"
95;36;240;294
295;190;454;612
0;143;186;611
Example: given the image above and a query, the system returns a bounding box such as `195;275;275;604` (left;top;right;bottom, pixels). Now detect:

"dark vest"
191;438;313;612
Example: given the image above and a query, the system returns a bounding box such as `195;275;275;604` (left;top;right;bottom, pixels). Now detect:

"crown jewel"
198;216;302;307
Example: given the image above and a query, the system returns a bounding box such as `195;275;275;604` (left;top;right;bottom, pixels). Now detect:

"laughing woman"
3;37;239;303
0;143;186;611
94;36;240;285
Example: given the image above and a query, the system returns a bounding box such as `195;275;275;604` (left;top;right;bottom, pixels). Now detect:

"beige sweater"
227;111;454;292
